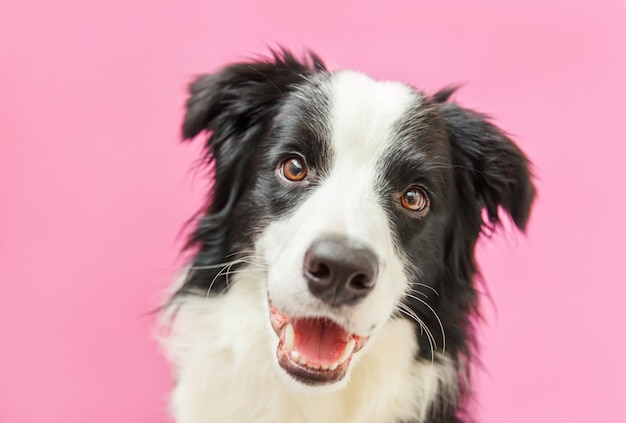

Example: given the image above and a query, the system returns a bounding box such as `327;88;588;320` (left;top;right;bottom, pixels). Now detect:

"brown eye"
400;186;430;214
280;156;308;182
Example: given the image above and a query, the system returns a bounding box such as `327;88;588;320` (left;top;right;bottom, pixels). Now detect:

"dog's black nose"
303;237;378;306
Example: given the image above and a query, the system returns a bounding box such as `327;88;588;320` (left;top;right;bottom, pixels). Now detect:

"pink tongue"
292;319;349;365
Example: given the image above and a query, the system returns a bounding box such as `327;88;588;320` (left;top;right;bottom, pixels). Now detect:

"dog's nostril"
348;273;371;291
310;262;331;279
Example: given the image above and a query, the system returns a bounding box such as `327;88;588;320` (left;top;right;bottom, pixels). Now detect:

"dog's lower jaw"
160;267;458;423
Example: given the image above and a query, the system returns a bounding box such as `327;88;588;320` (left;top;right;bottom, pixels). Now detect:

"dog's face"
257;72;455;386
179;51;534;390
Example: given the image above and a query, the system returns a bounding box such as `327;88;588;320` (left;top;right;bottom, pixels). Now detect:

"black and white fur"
159;50;535;423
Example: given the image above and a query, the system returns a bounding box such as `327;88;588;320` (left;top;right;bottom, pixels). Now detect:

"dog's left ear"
434;89;535;231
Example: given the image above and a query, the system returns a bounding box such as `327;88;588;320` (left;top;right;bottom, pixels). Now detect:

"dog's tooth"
321;364;329;370
298;356;307;366
338;339;356;364
329;362;339;371
284;323;295;352
290;350;299;361
308;363;320;370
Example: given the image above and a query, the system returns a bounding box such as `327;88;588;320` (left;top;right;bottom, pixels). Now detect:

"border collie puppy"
159;49;535;423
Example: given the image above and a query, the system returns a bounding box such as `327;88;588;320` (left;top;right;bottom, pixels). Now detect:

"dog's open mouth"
269;301;368;385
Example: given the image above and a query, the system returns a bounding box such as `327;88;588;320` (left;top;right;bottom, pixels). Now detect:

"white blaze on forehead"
314;71;419;240
327;71;419;165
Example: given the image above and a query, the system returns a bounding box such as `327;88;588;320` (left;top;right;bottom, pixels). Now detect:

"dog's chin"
268;300;369;387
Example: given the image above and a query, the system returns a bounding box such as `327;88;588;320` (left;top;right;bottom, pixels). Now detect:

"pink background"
1;0;625;422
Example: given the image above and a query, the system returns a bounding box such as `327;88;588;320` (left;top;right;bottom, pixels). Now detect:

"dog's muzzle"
269;236;378;385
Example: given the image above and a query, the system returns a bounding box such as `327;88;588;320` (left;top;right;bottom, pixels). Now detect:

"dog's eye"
400;186;430;214
279;156;308;182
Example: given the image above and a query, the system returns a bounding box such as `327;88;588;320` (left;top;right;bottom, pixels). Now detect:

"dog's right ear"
182;49;325;144
182;49;325;218
179;50;325;295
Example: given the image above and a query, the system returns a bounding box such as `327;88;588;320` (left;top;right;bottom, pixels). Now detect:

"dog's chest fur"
162;269;455;423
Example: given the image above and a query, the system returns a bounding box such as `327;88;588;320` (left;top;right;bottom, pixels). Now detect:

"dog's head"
178;50;534;390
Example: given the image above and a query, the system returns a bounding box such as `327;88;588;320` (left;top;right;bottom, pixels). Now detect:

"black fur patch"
178;50;327;295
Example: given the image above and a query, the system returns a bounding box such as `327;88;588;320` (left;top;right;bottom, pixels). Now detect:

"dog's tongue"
292;318;349;364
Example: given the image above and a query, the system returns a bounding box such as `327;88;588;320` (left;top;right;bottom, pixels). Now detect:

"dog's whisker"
219;268;266;277
231;257;269;270
202;258;269;296
396;304;436;365
190;257;268;271
222;258;265;288
225;250;260;258
395;303;435;349
398;305;436;354
189;263;268;271
228;260;269;269
224;260;236;289
410;282;439;296
407;287;429;299
404;293;446;354
226;250;255;256
205;264;231;297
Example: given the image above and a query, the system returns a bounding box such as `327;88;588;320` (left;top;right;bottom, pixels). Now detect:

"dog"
158;49;535;423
